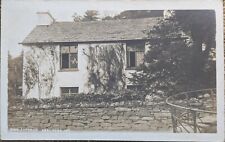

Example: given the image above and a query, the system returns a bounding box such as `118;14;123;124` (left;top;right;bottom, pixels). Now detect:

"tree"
72;12;82;22
82;10;99;21
8;51;23;95
174;10;216;80
114;10;163;19
129;10;216;97
129;19;192;97
174;10;215;52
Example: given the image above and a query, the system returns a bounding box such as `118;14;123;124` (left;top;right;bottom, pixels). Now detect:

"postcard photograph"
1;0;224;141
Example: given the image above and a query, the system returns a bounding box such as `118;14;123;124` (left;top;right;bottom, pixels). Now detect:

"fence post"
192;110;197;133
171;108;177;133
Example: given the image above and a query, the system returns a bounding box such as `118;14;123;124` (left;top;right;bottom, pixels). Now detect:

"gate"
166;88;216;133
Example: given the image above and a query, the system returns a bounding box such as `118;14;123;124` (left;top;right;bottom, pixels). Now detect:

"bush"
11;89;147;108
59;89;145;103
24;98;40;106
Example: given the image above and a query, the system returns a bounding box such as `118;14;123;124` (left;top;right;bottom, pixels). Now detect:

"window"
126;41;145;68
61;87;79;96
60;45;78;69
129;52;136;67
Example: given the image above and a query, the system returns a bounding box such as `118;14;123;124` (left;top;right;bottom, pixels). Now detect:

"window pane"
136;52;144;66
70;46;78;53
61;46;70;53
129;52;136;67
61;87;79;96
70;87;79;93
127;41;145;51
70;53;78;68
61;53;69;68
61;88;69;94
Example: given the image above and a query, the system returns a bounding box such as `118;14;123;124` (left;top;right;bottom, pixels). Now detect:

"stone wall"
8;104;173;131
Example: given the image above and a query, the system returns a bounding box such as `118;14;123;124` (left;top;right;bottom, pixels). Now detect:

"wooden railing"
166;88;216;133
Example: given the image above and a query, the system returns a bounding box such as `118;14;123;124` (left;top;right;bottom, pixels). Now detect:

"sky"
2;0;164;57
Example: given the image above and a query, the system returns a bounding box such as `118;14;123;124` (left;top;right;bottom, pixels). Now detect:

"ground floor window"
61;87;79;96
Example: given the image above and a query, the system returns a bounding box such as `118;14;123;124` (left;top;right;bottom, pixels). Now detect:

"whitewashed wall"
22;42;148;98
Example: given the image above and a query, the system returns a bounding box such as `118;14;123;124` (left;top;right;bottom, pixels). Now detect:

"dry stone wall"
8;103;172;132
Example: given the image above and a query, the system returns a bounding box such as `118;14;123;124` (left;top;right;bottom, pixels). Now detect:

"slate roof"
22;17;161;44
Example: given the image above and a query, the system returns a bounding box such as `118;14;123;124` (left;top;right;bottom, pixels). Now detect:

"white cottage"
21;13;161;99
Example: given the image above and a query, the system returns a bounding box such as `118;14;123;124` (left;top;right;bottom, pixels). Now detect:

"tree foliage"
72;12;82;22
72;10;163;22
8;52;23;98
129;20;191;96
82;10;99;21
174;10;216;80
130;10;216;97
174;10;216;87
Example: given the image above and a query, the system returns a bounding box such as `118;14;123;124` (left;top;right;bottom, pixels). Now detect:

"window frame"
60;44;78;71
126;41;145;70
61;87;79;96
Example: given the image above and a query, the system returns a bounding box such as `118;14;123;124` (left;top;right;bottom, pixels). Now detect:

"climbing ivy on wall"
24;46;58;99
83;44;126;94
24;51;39;96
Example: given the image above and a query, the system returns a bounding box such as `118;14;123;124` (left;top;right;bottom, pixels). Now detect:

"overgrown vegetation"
24;46;58;99
83;44;126;94
23;90;144;105
6;89;151;109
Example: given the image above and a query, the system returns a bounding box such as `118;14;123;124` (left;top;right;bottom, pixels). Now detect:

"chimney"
36;12;55;25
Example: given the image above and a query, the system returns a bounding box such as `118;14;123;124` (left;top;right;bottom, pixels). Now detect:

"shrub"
24;98;40;106
13;89;147;108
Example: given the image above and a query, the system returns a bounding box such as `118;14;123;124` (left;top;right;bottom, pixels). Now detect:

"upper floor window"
126;41;145;69
60;45;78;69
